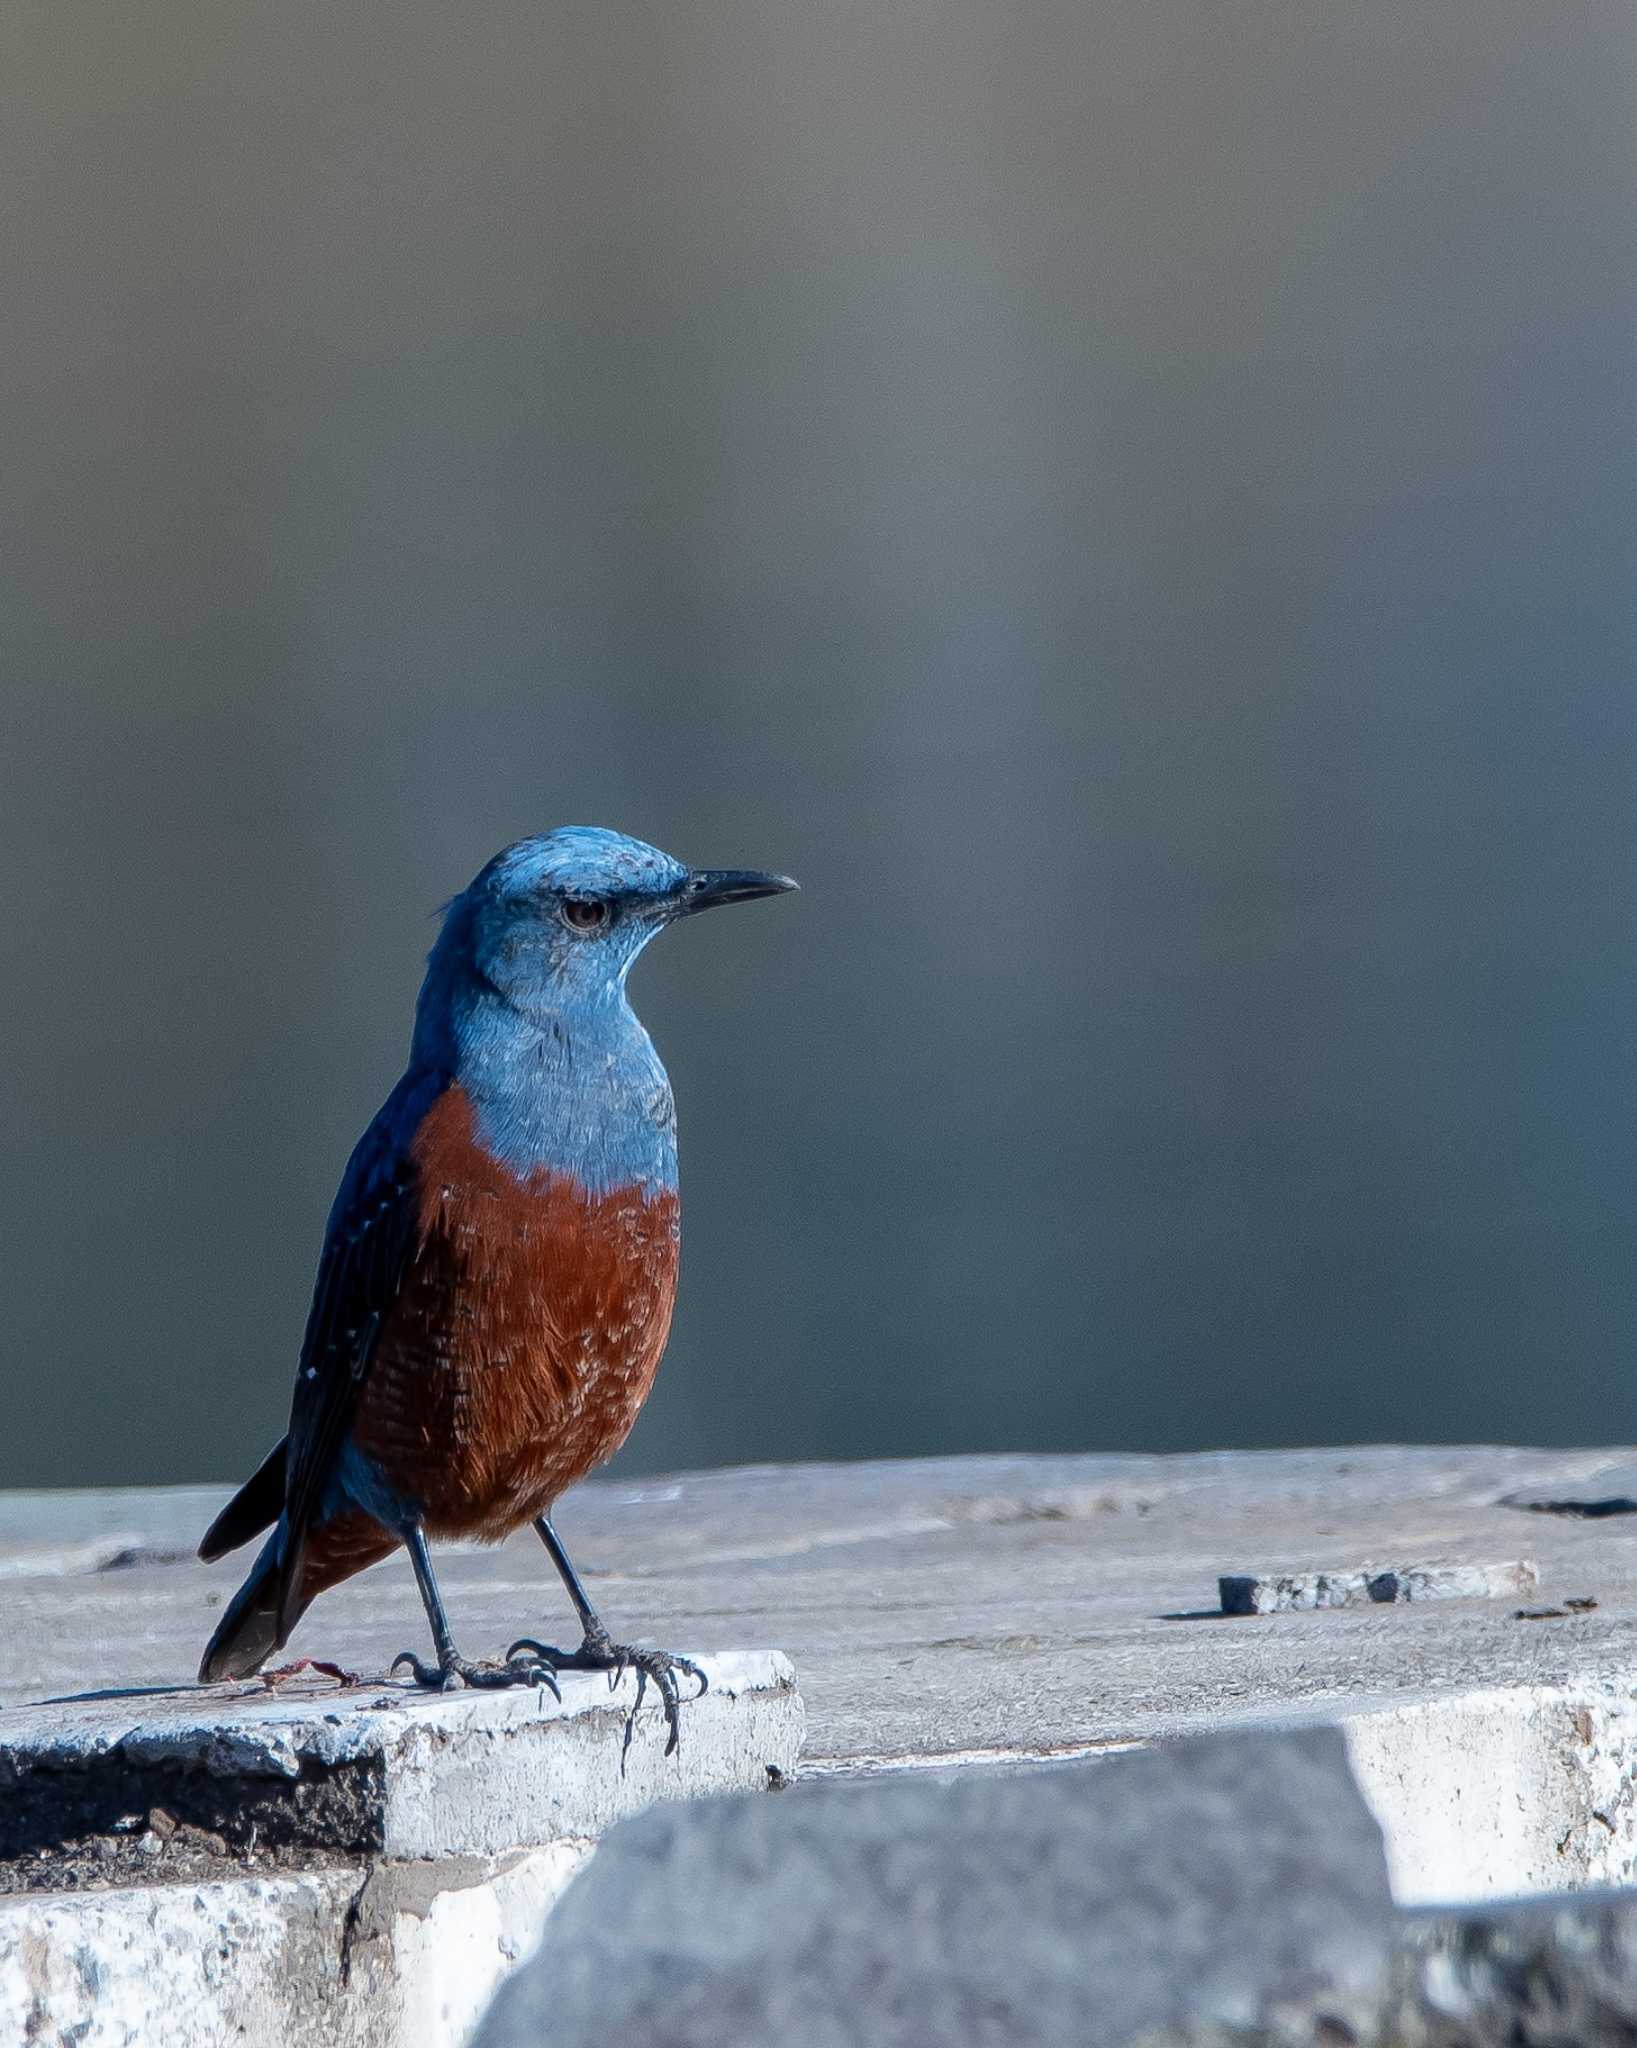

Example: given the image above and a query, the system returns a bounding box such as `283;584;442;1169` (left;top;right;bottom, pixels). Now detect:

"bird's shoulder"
287;1073;437;1389
316;1071;440;1242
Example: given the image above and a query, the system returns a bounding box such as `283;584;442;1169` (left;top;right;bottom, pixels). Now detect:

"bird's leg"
506;1515;707;1757
392;1526;560;1696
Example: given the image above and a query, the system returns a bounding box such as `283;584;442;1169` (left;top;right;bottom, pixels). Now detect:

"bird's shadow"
37;1684;210;1707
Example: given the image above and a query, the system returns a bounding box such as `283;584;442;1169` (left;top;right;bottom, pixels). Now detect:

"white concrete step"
0;1650;802;2048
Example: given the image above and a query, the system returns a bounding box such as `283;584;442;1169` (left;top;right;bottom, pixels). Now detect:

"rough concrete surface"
0;1843;590;2048
8;1445;1637;1896
474;1724;1395;2048
0;1649;800;1871
0;1646;798;2047
10;1448;1637;2045
1;1865;366;2048
1220;1559;1538;1614
1341;1683;1637;1905
1388;1889;1637;2046
6;1447;1635;1776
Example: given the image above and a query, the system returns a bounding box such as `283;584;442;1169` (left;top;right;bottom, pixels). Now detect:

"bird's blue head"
408;828;795;1189
420;827;797;1041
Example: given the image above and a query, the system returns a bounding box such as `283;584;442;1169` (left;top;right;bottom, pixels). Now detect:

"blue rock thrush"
198;828;796;1748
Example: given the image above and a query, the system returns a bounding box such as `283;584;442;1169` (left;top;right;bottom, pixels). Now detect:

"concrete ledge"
13;1448;1637;2044
0;1649;802;2048
1390;1889;1637;2047
1342;1681;1637;1904
0;1650;800;1881
474;1724;1397;2048
0;1654;799;1875
473;1725;1637;2048
0;1845;589;2048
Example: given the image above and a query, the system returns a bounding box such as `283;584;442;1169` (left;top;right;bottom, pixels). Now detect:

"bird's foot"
506;1628;707;1759
390;1645;562;1699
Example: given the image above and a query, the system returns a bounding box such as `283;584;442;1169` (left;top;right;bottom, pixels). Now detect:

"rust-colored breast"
351;1087;681;1542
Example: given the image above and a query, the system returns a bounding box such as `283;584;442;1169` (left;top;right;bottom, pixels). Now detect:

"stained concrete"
0;1650;800;1869
0;1844;590;2048
9;1448;1637;2045
0;1650;801;2048
474;1723;1395;2048
1390;1889;1637;2046
1219;1558;1539;1614
8;1447;1637;1775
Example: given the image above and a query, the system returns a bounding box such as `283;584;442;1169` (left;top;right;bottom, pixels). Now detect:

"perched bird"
198;828;796;1746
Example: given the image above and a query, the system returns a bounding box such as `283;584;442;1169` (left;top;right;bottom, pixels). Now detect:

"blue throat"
408;904;678;1199
458;982;677;1197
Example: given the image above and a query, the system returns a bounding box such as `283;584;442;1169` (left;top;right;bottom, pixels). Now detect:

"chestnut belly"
351;1165;681;1542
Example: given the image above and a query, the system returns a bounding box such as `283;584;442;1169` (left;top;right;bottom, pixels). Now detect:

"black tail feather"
198;1529;309;1682
198;1438;287;1562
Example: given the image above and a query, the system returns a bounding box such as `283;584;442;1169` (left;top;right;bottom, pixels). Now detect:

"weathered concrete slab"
1390;1889;1637;2047
473;1724;1395;2048
5;1448;1634;1779
1341;1682;1637;1905
0;1651;800;1881
8;1450;1637;2047
469;1745;1637;2048
2;1864;367;2048
7;1447;1637;1900
0;1843;588;2048
0;1649;800;2048
1220;1558;1538;1614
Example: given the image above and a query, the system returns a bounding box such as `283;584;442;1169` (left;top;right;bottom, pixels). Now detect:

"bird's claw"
391;1646;562;1699
506;1636;555;1665
497;1639;564;1699
503;1649;563;1700
507;1633;706;1760
391;1648;463;1690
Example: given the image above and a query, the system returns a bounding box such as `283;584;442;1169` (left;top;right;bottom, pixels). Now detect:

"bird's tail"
198;1525;309;1682
198;1436;288;1563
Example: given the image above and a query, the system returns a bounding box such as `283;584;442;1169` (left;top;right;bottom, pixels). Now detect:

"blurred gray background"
4;0;1636;1491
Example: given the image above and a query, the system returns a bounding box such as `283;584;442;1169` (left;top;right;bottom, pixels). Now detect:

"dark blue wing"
273;1067;445;1635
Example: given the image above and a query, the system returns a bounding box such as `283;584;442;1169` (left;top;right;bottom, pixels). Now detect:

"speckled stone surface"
0;1650;800;1869
9;1449;1637;2048
7;1446;1637;1766
474;1724;1395;2048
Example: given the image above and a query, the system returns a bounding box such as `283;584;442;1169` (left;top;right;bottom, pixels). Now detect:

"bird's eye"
560;897;611;933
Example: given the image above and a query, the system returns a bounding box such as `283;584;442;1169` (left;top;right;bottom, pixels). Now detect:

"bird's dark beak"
672;868;800;917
